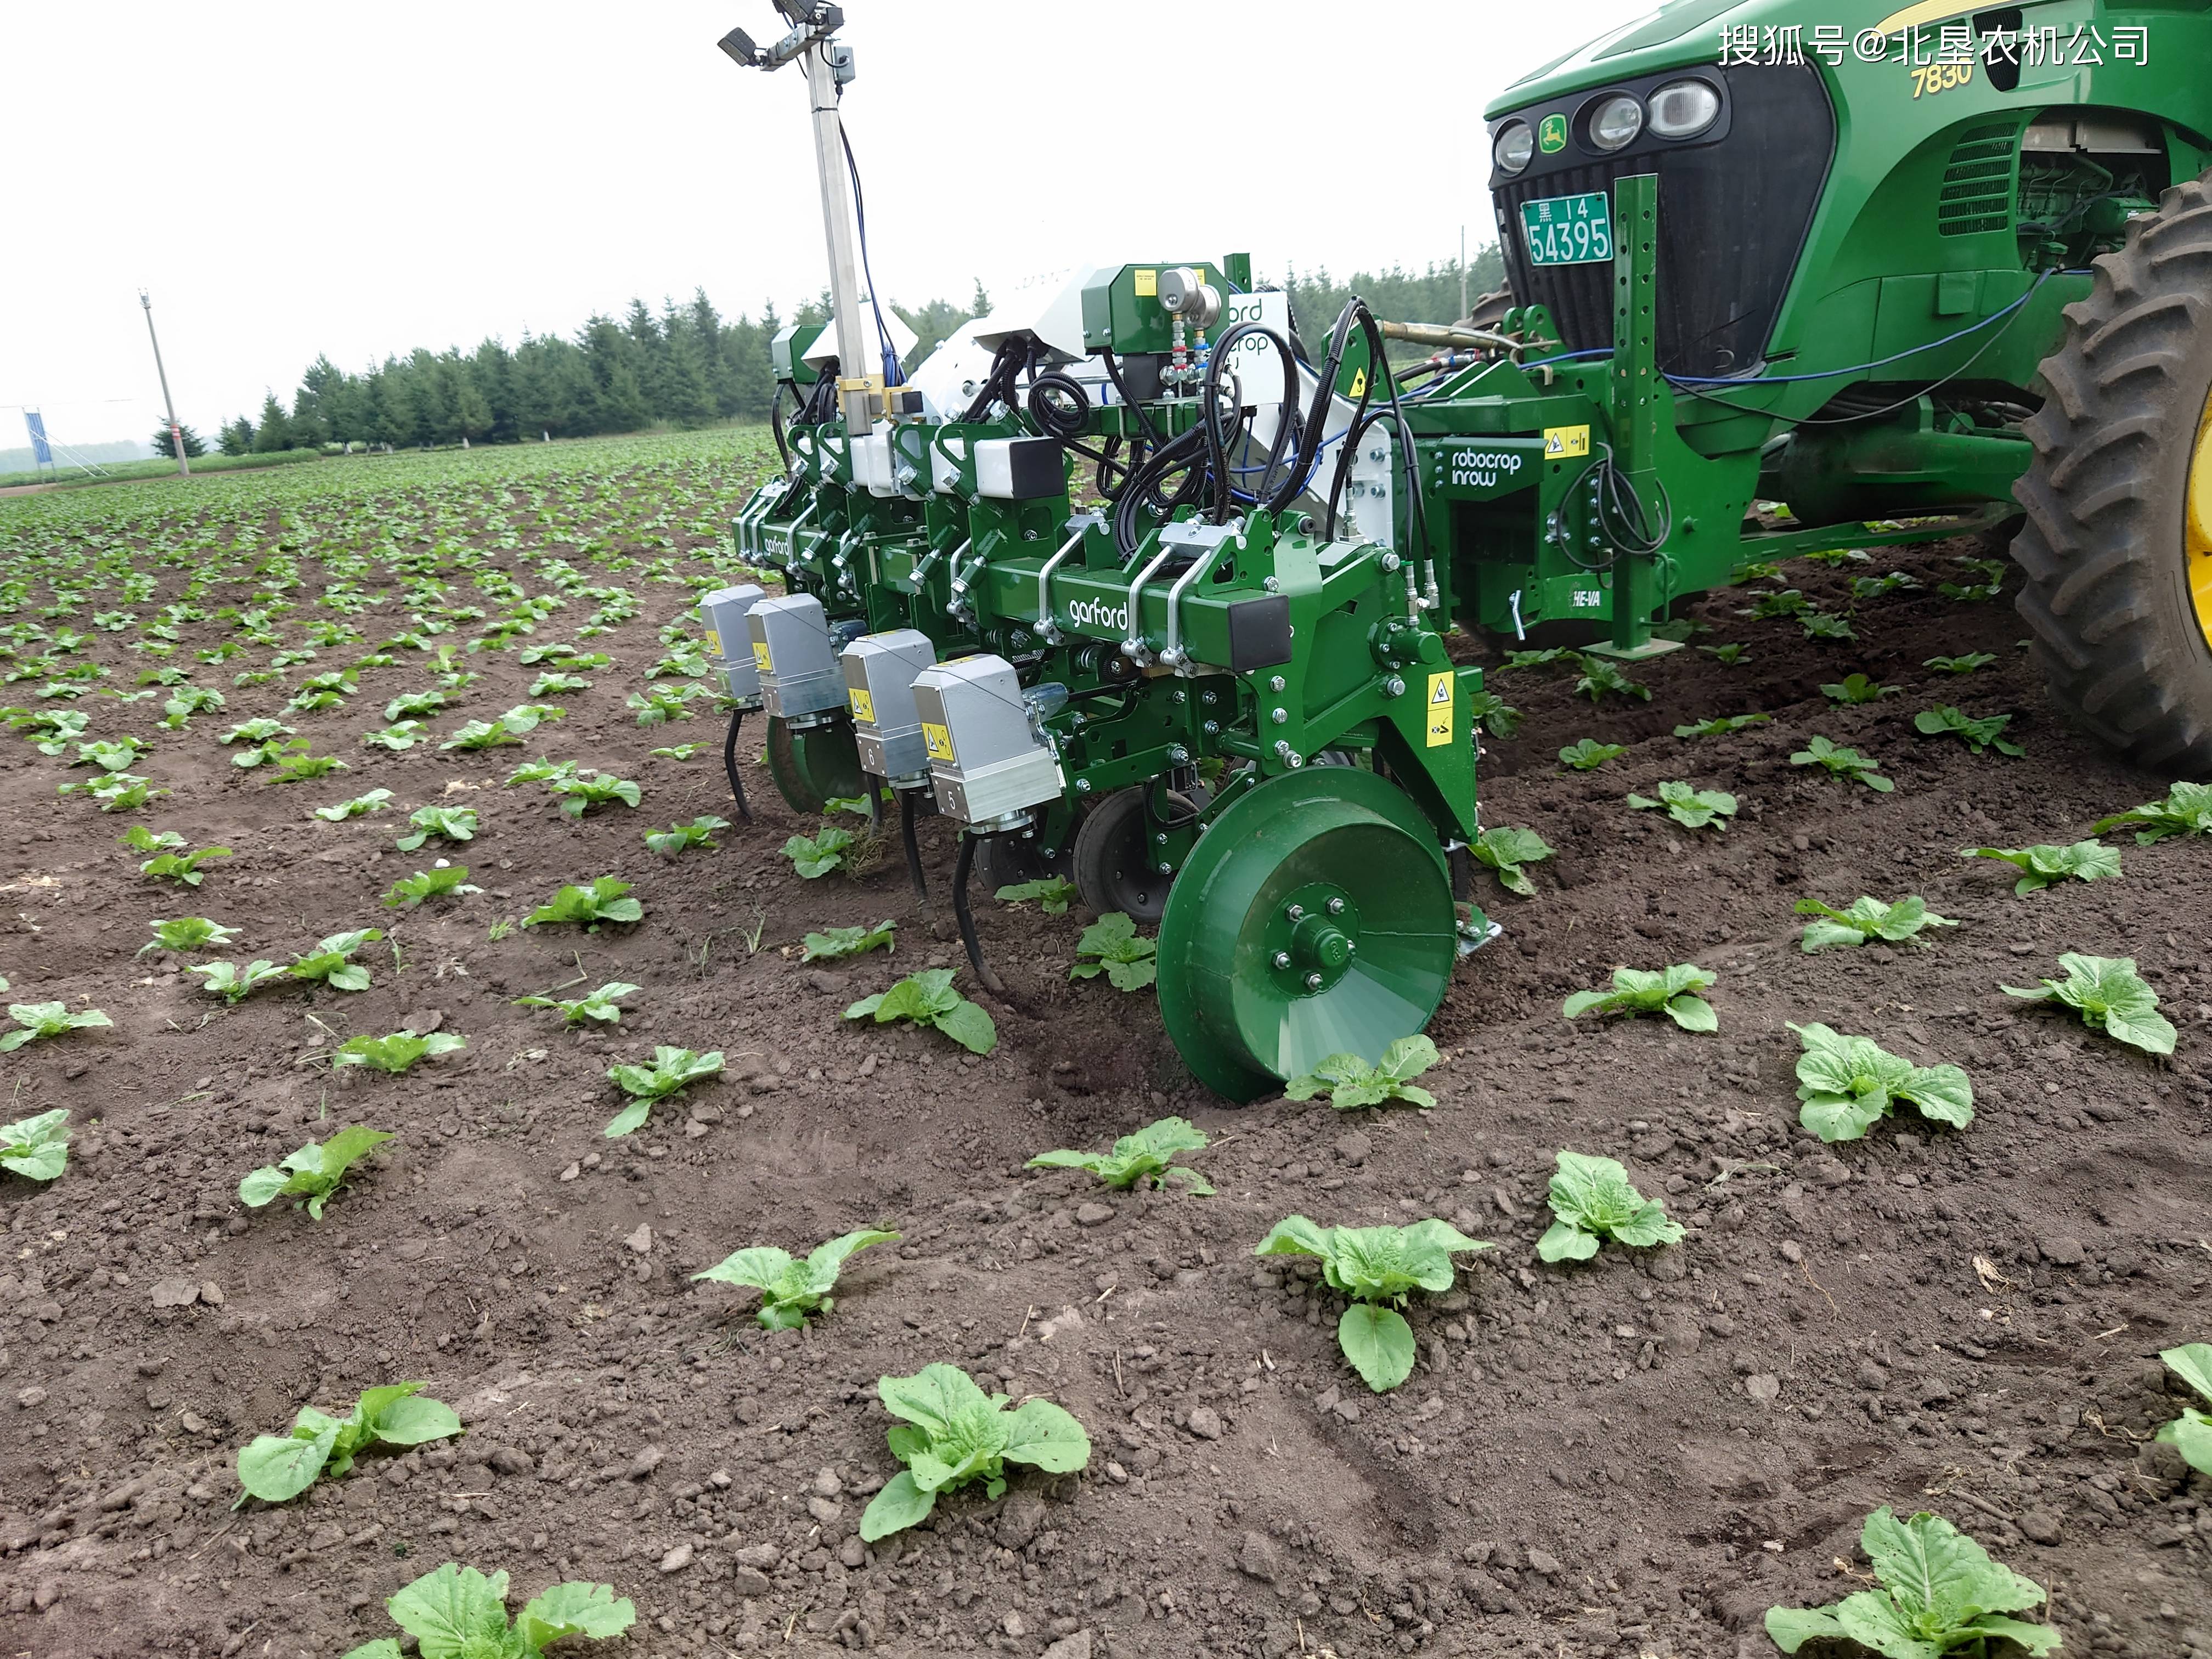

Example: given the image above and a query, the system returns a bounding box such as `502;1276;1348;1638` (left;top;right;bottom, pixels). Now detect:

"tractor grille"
1937;122;2020;236
1491;63;1834;379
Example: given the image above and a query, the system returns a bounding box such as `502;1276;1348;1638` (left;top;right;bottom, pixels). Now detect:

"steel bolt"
1202;719;1220;735
1286;904;1306;921
1381;552;1402;572
1167;744;1190;764
1273;951;1291;969
1154;832;1168;845
1326;896;1345;916
1271;707;1288;724
1269;675;1286;692
1075;778;1093;792
1156;860;1172;873
1305;972;1324;991
1385;676;1406;698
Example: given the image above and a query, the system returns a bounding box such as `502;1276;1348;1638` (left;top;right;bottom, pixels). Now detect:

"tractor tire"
2011;170;2212;774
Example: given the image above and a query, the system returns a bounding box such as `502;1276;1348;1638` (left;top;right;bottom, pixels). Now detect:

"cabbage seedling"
1798;610;1857;642
844;969;996;1054
1255;1216;1493;1391
693;1228;901;1329
338;1562;633;1659
236;1382;461;1504
857;1364;1091;1542
263;740;351;782
605;1046;724;1136
644;815;730;857
1818;673;1898;704
59;771;163;811
382;865;481;908
191;958;289;1003
1789;1023;1973;1142
136;840;232;885
994;877;1078;913
239;1126;394;1219
1467;689;1521;738
1925;652;1996;674
0;1109;70;1181
334;1032;467;1074
73;736;145;772
1790;735;1892;792
546;769;641;819
1914;704;2023;756
1626;781;1736;831
528;672;592;696
1572;656;1650;703
2154;1344;2212;1475
1766;1508;2057;1657
1562;964;1717;1031
1673;713;1769;737
1027;1116;1212;1194
523;877;642;930
140;917;239;955
516;981;639;1025
2002;953;2175;1056
783;825;856;878
1470;826;1553;896
218;716;294;748
1961;839;2120;895
396;805;477;851
1071;913;1156;990
440;718;522;750
1537;1151;1684;1262
648;743;702;761
1794;894;1955;953
313;788;393;822
506;757;577;786
1285;1035;1441;1110
362;720;428;751
1558;737;1625;771
801;921;894;962
0;1002;111;1052
1697;642;1750;665
2093;781;2212;845
289;929;383;991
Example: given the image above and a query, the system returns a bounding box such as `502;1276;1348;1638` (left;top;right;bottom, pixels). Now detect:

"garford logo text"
1066;597;1128;632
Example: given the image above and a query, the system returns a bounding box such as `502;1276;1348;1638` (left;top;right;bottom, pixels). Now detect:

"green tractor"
713;0;2212;1100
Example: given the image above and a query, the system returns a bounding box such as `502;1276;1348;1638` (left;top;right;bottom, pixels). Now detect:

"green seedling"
1799;611;1857;642
396;805;477;852
1502;647;1571;668
1914;704;2022;755
516;981;639;1026
844;969;997;1054
1071;912;1158;990
1255;1216;1493;1392
1563;963;1717;1031
1471;826;1553;896
644;815;730;857
523;877;642;930
439;718;522;751
1938;555;2008;601
314;789;393;822
1794;894;1955;953
135;841;232;886
2154;1344;2212;1475
159;685;225;729
1028;1116;1213;1194
59;771;164;811
648;743;702;761
1284;1035;1441;1110
1790;735;1892;792
382;865;481;909
2093;781;2212;845
1558;737;1626;771
528;672;592;696
1790;1022;1973;1142
1572;656;1650;703
0;1110;70;1182
801;921;895;963
239;1126;394;1219
2002;953;2175;1056
0;1001;112;1052
218;716;294;749
1849;571;1921;599
338;1562;633;1659
605;1046;725;1136
1766;1508;2057;1657
693;1228;901;1330
505;757;576;787
236;1383;461;1504
191;959;290;1004
1819;673;1898;705
1674;713;1769;738
1626;781;1737;832
1740;587;1808;618
1466;690;1521;739
783;825;856;878
1697;642;1751;665
74;737;145;772
1925;652;1996;674
995;877;1079;913
334;1032;467;1074
259;739;351;782
1538;1150;1685;1262
362;720;429;751
289;929;382;991
628;686;702;725
1801;547;1870;567
141;917;239;955
857;1364;1091;1542
546;769;640;819
1961;839;2120;895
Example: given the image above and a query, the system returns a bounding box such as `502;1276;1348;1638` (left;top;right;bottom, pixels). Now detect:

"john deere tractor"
709;0;2212;1100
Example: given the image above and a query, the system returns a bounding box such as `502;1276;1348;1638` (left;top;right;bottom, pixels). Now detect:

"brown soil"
0;491;2205;1659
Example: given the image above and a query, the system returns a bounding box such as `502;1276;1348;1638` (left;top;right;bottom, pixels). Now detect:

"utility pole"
139;289;188;477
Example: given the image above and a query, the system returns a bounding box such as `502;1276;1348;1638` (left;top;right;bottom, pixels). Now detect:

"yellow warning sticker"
922;721;956;764
1133;268;1157;297
751;639;772;674
1425;671;1454;748
1544;424;1590;459
1347;367;1367;399
848;686;876;725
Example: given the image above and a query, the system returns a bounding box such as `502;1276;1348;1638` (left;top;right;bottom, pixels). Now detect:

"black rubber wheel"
1071;786;1203;923
977;825;1074;894
2012;169;2212;774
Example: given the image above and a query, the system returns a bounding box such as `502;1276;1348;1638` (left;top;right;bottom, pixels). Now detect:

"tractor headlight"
1647;78;1722;139
1493;121;1534;176
1588;93;1644;151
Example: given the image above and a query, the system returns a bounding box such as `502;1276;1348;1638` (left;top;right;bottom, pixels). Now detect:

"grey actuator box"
698;583;766;702
842;629;936;782
747;594;846;719
910;653;1064;823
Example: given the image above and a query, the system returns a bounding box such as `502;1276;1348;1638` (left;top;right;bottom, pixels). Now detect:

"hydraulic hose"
899;789;928;907
951;832;1007;995
721;708;751;821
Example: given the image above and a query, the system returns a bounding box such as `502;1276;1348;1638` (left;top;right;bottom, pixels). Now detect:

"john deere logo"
1538;113;1568;153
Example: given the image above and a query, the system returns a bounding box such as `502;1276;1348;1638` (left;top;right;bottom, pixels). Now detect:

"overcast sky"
1;1;1657;445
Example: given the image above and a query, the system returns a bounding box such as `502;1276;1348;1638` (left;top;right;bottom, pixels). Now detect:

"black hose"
1203;321;1301;519
951;832;1006;995
768;383;791;472
899;789;928;907
722;707;751;822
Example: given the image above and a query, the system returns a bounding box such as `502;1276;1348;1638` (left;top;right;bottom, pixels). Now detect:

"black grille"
1491;64;1834;379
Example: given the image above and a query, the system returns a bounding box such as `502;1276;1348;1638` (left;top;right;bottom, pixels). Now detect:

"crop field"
0;430;2205;1659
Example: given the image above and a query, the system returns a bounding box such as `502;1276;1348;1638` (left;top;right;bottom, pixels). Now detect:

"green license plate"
1519;192;1613;267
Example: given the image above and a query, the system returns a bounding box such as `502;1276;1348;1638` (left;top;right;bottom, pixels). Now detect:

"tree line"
212;250;1504;455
